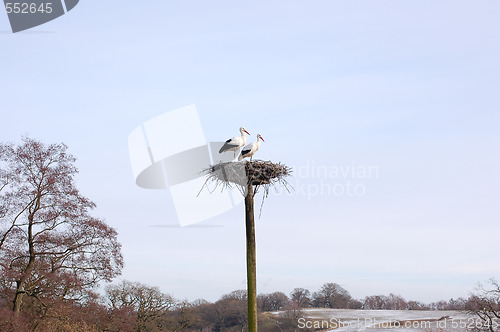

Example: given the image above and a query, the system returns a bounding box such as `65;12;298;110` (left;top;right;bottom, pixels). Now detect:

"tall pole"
245;182;257;332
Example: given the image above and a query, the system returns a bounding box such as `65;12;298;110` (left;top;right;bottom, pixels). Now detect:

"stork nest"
201;160;292;197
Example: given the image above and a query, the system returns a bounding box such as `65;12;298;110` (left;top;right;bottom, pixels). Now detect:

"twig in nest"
201;160;292;216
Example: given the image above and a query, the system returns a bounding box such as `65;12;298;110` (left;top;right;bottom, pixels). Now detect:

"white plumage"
219;127;250;159
238;134;265;161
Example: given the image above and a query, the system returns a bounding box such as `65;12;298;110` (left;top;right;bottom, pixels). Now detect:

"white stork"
238;134;265;161
219;127;251;159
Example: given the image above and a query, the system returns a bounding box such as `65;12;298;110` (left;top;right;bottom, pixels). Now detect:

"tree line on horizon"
1;138;499;332
3;279;497;332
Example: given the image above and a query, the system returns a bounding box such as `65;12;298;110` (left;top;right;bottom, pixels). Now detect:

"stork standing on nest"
219;127;251;159
239;134;265;161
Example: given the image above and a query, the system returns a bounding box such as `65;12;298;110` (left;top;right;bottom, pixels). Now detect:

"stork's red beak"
244;129;250;135
260;136;265;142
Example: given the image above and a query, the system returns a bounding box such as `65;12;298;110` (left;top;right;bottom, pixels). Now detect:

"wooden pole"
245;182;257;332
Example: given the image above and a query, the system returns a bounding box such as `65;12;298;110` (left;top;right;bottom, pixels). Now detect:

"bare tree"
467;279;500;332
363;295;388;310
407;300;429;310
258;292;290;312
0;138;123;314
290;288;311;308
106;280;176;331
221;289;248;301
429;300;449;310
387;294;408;310
282;300;304;321
312;283;353;309
208;290;248;331
446;297;466;310
364;294;407;310
160;300;200;332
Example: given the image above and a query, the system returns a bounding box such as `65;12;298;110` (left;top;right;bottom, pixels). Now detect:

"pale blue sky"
1;1;499;303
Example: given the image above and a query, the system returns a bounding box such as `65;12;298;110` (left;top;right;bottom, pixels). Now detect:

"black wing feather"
219;140;239;153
